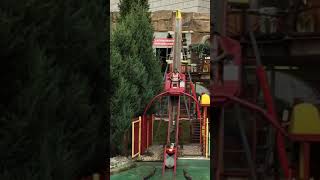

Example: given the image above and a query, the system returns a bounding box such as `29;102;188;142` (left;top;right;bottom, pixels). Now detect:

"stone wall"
111;10;210;44
111;11;209;33
110;0;210;13
151;10;209;33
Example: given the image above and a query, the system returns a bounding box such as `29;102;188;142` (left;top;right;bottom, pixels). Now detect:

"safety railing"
131;115;154;158
132;116;141;158
206;118;210;158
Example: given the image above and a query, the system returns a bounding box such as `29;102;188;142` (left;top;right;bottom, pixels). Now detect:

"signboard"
153;38;174;47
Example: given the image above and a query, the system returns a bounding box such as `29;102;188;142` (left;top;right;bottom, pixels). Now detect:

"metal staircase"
191;119;201;143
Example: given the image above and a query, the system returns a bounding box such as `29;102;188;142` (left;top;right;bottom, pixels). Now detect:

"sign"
153;38;174;47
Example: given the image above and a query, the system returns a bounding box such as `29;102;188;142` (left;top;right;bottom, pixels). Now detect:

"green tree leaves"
0;0;107;179
110;2;162;156
190;43;210;59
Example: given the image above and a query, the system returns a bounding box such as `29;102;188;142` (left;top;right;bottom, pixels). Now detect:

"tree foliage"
0;0;107;179
110;2;162;156
190;43;210;58
118;0;149;18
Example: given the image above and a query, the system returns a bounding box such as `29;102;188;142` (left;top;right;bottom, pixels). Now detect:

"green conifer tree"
110;2;162;155
0;0;107;179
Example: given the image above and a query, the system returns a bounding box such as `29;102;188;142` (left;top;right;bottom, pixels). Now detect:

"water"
111;159;210;180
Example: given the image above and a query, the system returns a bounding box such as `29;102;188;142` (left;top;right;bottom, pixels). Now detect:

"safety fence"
202;117;210;158
131;115;154;158
206;118;210;158
132;117;141;158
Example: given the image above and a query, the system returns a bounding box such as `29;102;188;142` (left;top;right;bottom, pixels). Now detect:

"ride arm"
210;52;233;64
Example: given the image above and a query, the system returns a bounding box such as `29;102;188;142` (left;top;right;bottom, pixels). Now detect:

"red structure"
140;115;154;154
141;10;202;176
211;35;242;104
211;0;320;179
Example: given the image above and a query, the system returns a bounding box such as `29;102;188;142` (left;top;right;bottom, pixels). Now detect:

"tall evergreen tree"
110;2;162;155
0;0;107;179
118;1;162;113
118;0;149;18
110;8;146;155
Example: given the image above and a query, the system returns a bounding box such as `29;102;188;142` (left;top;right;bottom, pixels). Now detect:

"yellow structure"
176;9;181;19
200;93;210;106
206;118;209;158
289;103;320;135
132;116;141;158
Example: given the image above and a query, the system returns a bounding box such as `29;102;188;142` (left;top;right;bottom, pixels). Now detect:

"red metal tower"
142;10;201;176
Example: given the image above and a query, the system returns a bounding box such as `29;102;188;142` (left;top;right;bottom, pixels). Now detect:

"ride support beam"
249;31;292;179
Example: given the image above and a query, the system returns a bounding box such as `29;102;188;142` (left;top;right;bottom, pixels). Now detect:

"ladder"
215;106;257;180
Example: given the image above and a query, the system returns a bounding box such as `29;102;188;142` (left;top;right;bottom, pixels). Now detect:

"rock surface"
110;156;134;171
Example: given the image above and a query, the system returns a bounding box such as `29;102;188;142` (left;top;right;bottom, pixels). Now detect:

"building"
111;0;211;73
111;0;211;89
110;0;210;13
110;0;210;47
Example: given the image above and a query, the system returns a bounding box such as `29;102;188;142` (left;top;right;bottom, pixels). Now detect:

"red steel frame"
142;88;201;176
213;93;288;137
143;91;201;121
211;32;291;179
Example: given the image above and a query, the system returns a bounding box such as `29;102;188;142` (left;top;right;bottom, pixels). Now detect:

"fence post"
152;114;154;145
139;116;141;157
147;116;149;149
206;118;209;158
131;119;134;158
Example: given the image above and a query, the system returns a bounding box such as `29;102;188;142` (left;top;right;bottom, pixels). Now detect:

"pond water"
111;159;210;180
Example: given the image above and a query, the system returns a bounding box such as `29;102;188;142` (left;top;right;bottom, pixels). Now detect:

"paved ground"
140;145;163;161
111;159;210;180
180;143;202;156
140;143;203;161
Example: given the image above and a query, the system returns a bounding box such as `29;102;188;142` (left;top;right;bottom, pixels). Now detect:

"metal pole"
235;104;257;180
206;118;209;158
249;31;291;178
249;31;262;66
183;95;191;121
211;0;226;82
139;116;141;157
173;10;182;71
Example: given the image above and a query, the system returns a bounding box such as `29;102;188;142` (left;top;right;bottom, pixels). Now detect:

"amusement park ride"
143;10;209;177
211;0;320;179
140;0;320;179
